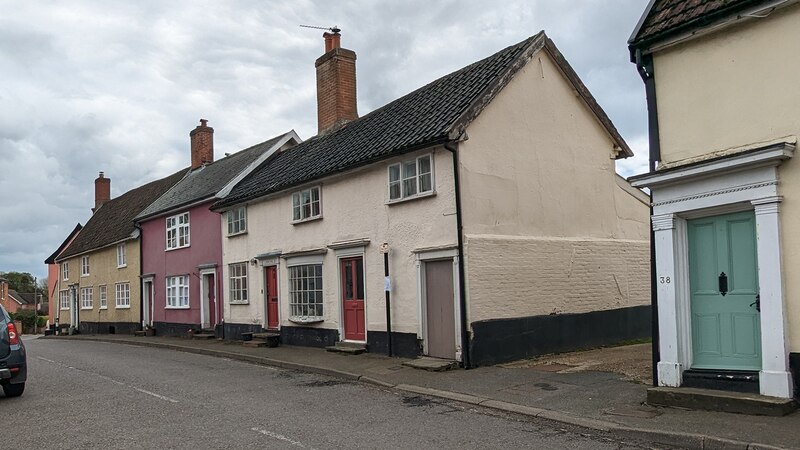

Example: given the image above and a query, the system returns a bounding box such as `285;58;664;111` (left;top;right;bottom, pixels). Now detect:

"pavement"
44;334;800;450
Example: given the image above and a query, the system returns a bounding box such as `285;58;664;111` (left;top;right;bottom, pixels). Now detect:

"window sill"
115;305;131;309
230;301;250;305
165;245;190;252
386;190;436;205
165;305;190;310
291;216;322;226
99;306;108;310
227;230;248;238
117;264;127;269
60;308;70;311
81;274;90;278
80;307;93;310
288;316;324;324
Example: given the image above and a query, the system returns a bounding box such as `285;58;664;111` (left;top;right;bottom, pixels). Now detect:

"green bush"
13;309;38;329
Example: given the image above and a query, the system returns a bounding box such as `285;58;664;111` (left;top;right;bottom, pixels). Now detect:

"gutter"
443;139;471;369
633;49;660;387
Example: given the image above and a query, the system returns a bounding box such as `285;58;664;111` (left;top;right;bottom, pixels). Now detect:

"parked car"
0;303;26;397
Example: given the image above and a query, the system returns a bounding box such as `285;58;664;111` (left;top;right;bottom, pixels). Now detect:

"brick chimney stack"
93;171;111;213
315;30;358;134
190;119;214;169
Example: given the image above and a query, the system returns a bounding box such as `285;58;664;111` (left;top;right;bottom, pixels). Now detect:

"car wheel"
3;383;24;398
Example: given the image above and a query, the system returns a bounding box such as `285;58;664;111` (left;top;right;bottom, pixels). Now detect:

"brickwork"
93;172;110;212
465;235;650;323
190;119;214;168
315;47;358;134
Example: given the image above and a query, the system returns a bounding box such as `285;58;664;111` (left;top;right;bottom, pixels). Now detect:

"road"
3;337;668;449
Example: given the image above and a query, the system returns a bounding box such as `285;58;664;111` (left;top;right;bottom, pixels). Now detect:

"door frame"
141;276;154;328
263;264;280;330
199;267;217;329
633;145;793;398
335;246;367;343
415;247;462;361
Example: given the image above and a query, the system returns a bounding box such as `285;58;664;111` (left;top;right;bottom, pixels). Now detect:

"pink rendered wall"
140;200;222;327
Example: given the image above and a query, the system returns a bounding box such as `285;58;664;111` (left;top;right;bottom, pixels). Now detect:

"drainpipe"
635;49;661;387
444;139;471;369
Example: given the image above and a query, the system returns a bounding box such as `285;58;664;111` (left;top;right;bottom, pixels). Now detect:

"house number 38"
659;276;671;284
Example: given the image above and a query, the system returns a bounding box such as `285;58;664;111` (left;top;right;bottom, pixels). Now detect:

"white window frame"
228;262;249;304
166;212;190;250
288;263;324;321
291;186;322;223
117;243;127;268
80;287;93;310
227;206;247;236
59;290;70;310
99;285;108;309
115;282;131;309
62;262;69;281
81;256;90;277
388;154;434;202
166;275;189;309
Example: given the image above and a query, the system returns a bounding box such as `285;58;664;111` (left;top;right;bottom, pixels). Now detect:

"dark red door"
266;266;279;329
341;257;365;341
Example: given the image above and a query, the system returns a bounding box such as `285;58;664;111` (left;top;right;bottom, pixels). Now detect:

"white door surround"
141;276;154;328
632;143;795;398
414;246;462;362
199;267;217;329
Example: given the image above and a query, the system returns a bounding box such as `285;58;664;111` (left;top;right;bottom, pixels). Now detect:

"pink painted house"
44;223;82;321
135;120;298;336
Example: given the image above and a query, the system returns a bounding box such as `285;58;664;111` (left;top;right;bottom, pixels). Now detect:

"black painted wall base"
223;323;265;341
280;326;338;348
367;331;422;358
470;305;652;366
78;322;140;335
790;353;799;399
153;321;199;338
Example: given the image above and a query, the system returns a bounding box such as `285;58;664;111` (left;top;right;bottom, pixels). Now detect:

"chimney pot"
315;32;357;134
190;118;214;169
93;171;111;213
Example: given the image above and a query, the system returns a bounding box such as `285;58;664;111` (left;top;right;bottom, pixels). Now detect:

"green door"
688;211;761;370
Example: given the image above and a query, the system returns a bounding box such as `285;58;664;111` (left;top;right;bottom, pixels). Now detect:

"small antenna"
299;24;341;33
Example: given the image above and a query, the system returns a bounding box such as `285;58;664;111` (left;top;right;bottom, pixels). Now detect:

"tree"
38;277;49;302
0;272;36;293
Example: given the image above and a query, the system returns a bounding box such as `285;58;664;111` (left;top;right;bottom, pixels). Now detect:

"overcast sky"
0;0;650;280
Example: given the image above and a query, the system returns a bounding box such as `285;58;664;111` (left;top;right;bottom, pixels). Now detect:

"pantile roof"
136;132;293;221
216;32;631;209
630;0;765;46
57;169;188;261
45;223;82;264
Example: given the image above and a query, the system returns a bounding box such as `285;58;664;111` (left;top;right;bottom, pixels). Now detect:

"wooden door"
425;259;456;359
341;257;365;341
689;211;761;370
266;266;279;329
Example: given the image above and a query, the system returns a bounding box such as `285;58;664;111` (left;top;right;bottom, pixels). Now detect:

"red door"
266;266;279;330
341;257;365;341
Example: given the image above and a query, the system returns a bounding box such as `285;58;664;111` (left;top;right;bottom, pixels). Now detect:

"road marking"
36;356;178;403
251;427;314;449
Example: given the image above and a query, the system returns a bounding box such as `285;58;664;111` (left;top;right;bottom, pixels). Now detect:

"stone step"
191;333;216;340
647;386;797;416
243;340;269;348
326;342;366;355
682;369;759;394
133;330;146;337
402;357;459;372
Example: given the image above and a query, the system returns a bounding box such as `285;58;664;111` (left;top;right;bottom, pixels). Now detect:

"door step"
191;333;216;340
326;342;366;355
647;386;797;416
402;357;459;372
682;369;759;394
243;332;280;348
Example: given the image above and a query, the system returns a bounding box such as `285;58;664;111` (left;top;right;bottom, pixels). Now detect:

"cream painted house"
54;170;186;334
629;0;800;398
214;31;650;365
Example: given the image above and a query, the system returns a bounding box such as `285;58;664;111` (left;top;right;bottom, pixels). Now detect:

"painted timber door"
688;211;761;370
425;259;456;359
341;257;365;341
266;266;279;329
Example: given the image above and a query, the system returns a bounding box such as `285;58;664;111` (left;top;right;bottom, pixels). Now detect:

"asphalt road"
3;337;668;449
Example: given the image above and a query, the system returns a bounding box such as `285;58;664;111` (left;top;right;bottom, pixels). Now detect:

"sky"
0;0;650;280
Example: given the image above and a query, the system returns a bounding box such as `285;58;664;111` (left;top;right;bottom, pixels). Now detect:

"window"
166;212;190;249
81;256;90;276
115;283;130;308
166;275;189;308
388;154;433;201
289;264;323;319
292;186;321;222
99;285;107;309
229;263;248;304
80;287;93;309
227;207;247;235
62;262;69;281
117;243;127;267
59;290;70;310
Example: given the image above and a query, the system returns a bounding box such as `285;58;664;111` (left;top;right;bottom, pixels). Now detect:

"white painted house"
214;31;650;366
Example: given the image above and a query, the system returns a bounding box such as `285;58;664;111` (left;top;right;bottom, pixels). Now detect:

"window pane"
389;164;400;182
418;155;431;175
419;173;432;193
403;178;417;197
403;161;416;178
356;259;364;299
311;187;319;202
312;201;320;217
389;182;401;200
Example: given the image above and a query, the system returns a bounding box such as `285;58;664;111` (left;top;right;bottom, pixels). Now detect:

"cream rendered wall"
460;49;651;323
222;147;457;337
57;241;141;326
653;4;800;352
